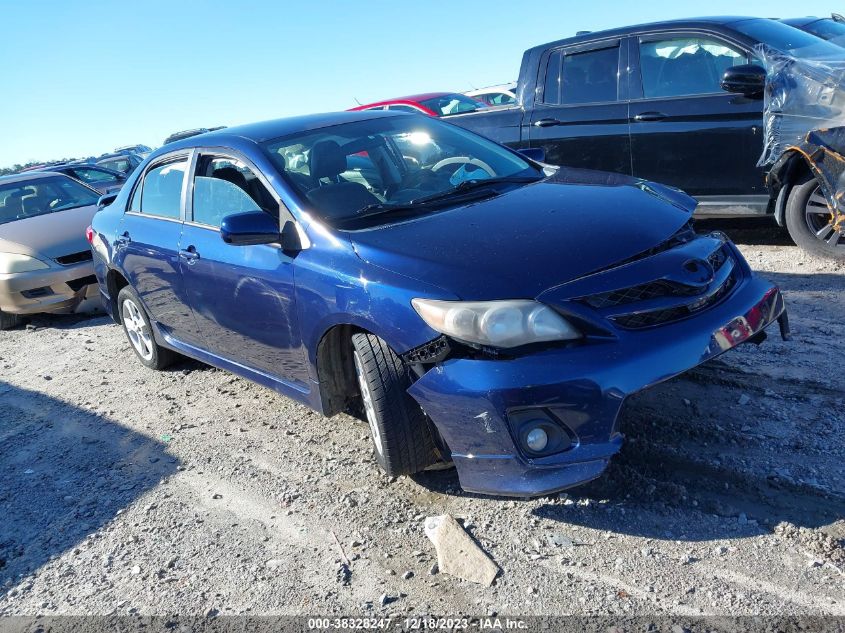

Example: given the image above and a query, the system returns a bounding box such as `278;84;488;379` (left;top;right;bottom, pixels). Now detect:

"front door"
628;33;766;209
116;154;203;345
178;152;308;388
528;39;631;175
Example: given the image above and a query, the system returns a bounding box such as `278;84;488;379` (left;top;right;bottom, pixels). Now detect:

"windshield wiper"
334;174;545;229
407;175;544;206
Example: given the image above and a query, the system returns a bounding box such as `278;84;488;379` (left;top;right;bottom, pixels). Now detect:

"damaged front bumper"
408;275;786;498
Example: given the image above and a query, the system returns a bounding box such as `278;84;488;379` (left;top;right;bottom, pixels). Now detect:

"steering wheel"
431;156;495;177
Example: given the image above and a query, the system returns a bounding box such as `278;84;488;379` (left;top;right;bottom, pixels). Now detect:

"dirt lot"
0;220;843;618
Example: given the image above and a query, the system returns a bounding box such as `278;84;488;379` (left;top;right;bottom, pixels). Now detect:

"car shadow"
0;381;179;595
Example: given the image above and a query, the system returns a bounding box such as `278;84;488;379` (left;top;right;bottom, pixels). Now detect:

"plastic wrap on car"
757;46;845;227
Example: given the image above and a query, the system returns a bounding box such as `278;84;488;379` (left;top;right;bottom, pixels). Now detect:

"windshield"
801;19;845;47
734;18;844;58
262;114;541;226
0;176;99;225
419;93;488;116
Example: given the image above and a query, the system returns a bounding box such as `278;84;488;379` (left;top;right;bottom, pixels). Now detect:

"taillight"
86;226;94;244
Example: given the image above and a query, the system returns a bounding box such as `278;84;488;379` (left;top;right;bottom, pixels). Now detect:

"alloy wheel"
805;185;844;248
122;298;154;361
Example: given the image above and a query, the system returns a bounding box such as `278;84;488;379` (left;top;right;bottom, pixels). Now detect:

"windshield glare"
0;176;99;225
262;115;540;226
734;18;845;58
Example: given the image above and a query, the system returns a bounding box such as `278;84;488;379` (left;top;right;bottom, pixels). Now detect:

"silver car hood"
0;204;98;260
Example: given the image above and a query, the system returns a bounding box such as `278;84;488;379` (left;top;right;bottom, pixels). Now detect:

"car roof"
0;171;71;185
529;16;769;52
158;110;413;153
781;17;822;27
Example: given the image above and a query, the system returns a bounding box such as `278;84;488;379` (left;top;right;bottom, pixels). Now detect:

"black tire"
351;332;437;477
785;175;845;260
0;310;24;331
117;286;175;370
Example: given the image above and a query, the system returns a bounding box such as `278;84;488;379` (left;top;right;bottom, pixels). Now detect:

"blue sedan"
88;111;788;497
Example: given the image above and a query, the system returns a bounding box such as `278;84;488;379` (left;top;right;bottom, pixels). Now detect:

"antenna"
353;96;362;105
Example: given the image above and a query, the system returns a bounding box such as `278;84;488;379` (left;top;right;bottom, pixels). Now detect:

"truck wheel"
785;175;845;260
351;332;436;477
0;310;24;330
117;286;175;369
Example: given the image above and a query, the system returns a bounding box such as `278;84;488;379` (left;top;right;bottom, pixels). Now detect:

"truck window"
638;36;749;99
543;46;619;105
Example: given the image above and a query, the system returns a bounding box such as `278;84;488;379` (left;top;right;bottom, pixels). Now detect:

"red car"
349;92;487;117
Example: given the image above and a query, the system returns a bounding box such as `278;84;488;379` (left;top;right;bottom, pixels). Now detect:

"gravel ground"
0;220;843;618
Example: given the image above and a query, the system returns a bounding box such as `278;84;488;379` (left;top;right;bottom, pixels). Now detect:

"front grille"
581;279;700;309
55;250;93;266
66;275;97;292
611;270;737;329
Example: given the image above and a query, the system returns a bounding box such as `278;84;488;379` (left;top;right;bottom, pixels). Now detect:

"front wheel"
117;286;175;369
351;333;437;477
785;175;845;260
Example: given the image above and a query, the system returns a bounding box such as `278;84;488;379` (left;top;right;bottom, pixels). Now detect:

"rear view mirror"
721;64;766;97
97;192;118;209
220;210;281;246
518;147;546;163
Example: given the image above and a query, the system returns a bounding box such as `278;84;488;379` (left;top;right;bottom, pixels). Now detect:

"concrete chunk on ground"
424;514;498;587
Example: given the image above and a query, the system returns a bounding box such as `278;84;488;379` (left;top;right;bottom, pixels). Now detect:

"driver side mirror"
721;64;766;97
97;192;118;210
220;211;303;252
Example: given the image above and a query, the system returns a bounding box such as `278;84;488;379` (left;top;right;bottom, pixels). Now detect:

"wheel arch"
769;150;814;227
105;268;130;323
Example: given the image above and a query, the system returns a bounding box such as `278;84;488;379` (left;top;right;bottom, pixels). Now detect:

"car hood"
0;204;98;260
348;168;697;299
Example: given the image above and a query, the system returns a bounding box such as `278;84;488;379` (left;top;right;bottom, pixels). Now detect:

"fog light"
525;427;548;452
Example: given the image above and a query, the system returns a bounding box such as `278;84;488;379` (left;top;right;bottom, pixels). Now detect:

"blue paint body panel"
90;111;787;497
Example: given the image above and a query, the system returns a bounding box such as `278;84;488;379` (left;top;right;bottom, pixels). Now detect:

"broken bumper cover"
408;277;786;497
0;263;99;315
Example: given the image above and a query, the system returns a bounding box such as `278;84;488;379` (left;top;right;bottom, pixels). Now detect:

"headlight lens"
412;299;581;348
0;253;50;274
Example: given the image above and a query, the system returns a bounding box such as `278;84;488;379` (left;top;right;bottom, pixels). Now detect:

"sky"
1;0;841;167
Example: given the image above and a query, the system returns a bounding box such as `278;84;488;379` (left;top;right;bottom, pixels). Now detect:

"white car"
464;83;517;107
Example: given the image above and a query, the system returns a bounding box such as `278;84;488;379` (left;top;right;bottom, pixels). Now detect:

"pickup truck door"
628;31;767;212
527;39;631;175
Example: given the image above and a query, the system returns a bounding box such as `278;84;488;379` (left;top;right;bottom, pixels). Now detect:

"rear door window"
543;45;620;104
137;159;187;219
638;36;750;99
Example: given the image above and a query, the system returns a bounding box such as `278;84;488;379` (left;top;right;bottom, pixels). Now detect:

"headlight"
0;253;50;274
411;299;581;348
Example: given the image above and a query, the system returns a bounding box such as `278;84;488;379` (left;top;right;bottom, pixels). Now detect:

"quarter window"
192;156;277;227
638;36;749;99
137;159;187;219
543;46;619;104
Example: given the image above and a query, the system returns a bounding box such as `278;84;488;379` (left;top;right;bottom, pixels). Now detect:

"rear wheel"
0;310;24;330
785;175;845;259
117;286;175;369
351;332;436;477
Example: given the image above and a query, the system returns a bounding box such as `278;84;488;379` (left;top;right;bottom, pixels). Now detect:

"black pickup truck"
451;16;845;258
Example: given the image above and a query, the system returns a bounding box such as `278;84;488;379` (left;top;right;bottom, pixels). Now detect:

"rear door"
116;153;203;345
178;150;309;389
628;31;766;209
527;39;631;175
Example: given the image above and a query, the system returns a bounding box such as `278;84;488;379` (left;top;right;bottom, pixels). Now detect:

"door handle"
178;246;200;264
632;111;668;122
533;117;561;128
114;232;131;247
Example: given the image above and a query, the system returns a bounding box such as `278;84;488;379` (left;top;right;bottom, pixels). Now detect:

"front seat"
306;140;379;221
